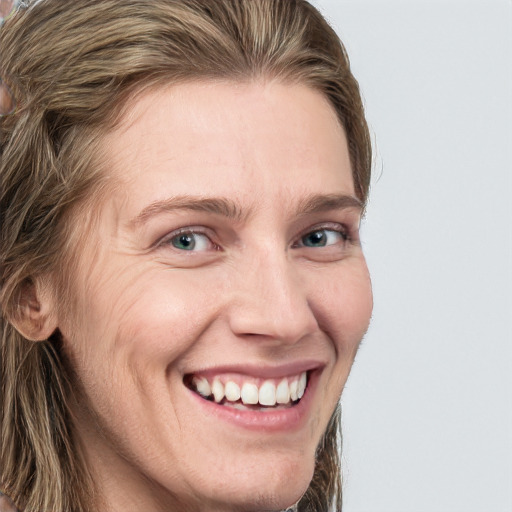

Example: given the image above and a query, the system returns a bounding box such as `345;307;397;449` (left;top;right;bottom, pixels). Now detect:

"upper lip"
183;360;326;380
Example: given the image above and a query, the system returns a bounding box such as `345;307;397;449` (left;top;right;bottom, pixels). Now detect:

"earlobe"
9;279;59;342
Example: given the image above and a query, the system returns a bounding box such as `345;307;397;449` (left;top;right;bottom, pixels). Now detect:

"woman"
0;1;372;511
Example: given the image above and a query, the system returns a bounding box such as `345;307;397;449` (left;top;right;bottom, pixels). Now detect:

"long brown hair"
0;1;371;510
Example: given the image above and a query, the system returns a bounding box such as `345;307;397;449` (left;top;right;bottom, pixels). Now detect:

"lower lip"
186;371;319;433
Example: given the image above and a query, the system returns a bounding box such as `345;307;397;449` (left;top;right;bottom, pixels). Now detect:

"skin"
0;0;15;19
0;81;15;116
54;81;373;512
0;493;17;512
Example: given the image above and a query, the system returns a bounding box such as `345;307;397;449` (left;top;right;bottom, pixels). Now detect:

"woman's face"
58;81;373;511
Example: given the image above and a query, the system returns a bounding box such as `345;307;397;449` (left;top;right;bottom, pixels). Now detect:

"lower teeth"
222;401;294;411
193;391;298;410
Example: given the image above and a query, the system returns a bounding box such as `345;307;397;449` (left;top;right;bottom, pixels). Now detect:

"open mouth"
184;372;309;412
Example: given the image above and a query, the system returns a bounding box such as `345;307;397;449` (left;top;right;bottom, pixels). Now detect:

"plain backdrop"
311;1;512;511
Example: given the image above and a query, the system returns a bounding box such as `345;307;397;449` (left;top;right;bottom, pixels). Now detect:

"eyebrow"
129;196;248;227
295;193;363;216
129;193;363;228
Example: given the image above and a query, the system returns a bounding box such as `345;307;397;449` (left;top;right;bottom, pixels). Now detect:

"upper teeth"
191;372;308;407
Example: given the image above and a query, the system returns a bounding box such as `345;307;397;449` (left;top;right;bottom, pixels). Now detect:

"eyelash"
293;224;350;249
159;223;351;254
159;228;219;252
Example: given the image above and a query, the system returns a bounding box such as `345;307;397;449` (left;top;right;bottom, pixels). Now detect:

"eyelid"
292;222;351;247
157;226;219;251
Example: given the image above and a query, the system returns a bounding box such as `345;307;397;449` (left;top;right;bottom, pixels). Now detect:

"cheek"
71;267;217;371
312;259;373;347
304;258;372;411
59;261;218;421
60;268;222;465
341;268;373;340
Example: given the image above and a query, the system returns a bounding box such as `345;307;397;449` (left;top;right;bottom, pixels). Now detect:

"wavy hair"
0;1;371;510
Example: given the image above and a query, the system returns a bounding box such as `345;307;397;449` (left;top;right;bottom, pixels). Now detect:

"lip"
185;366;322;433
183;360;325;380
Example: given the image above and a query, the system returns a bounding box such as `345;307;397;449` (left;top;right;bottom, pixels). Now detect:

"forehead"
97;80;354;220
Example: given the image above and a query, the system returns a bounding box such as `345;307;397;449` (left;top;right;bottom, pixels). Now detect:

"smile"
183;364;323;432
186;372;308;410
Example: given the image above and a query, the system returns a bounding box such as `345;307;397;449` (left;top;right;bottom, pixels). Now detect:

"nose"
227;245;318;345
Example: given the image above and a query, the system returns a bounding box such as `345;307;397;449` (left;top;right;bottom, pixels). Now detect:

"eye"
167;231;213;252
299;228;348;248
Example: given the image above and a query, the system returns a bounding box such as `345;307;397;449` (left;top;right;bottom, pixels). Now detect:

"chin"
183;453;315;512
210;478;311;512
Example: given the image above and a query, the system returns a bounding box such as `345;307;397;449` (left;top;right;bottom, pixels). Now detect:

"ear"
10;278;59;342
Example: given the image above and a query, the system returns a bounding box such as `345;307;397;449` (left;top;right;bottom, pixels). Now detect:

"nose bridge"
228;241;317;343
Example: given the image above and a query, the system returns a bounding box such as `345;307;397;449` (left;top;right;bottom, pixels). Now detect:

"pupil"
307;231;326;246
174;234;195;249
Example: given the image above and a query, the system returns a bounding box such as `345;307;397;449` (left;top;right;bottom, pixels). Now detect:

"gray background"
312;1;512;511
